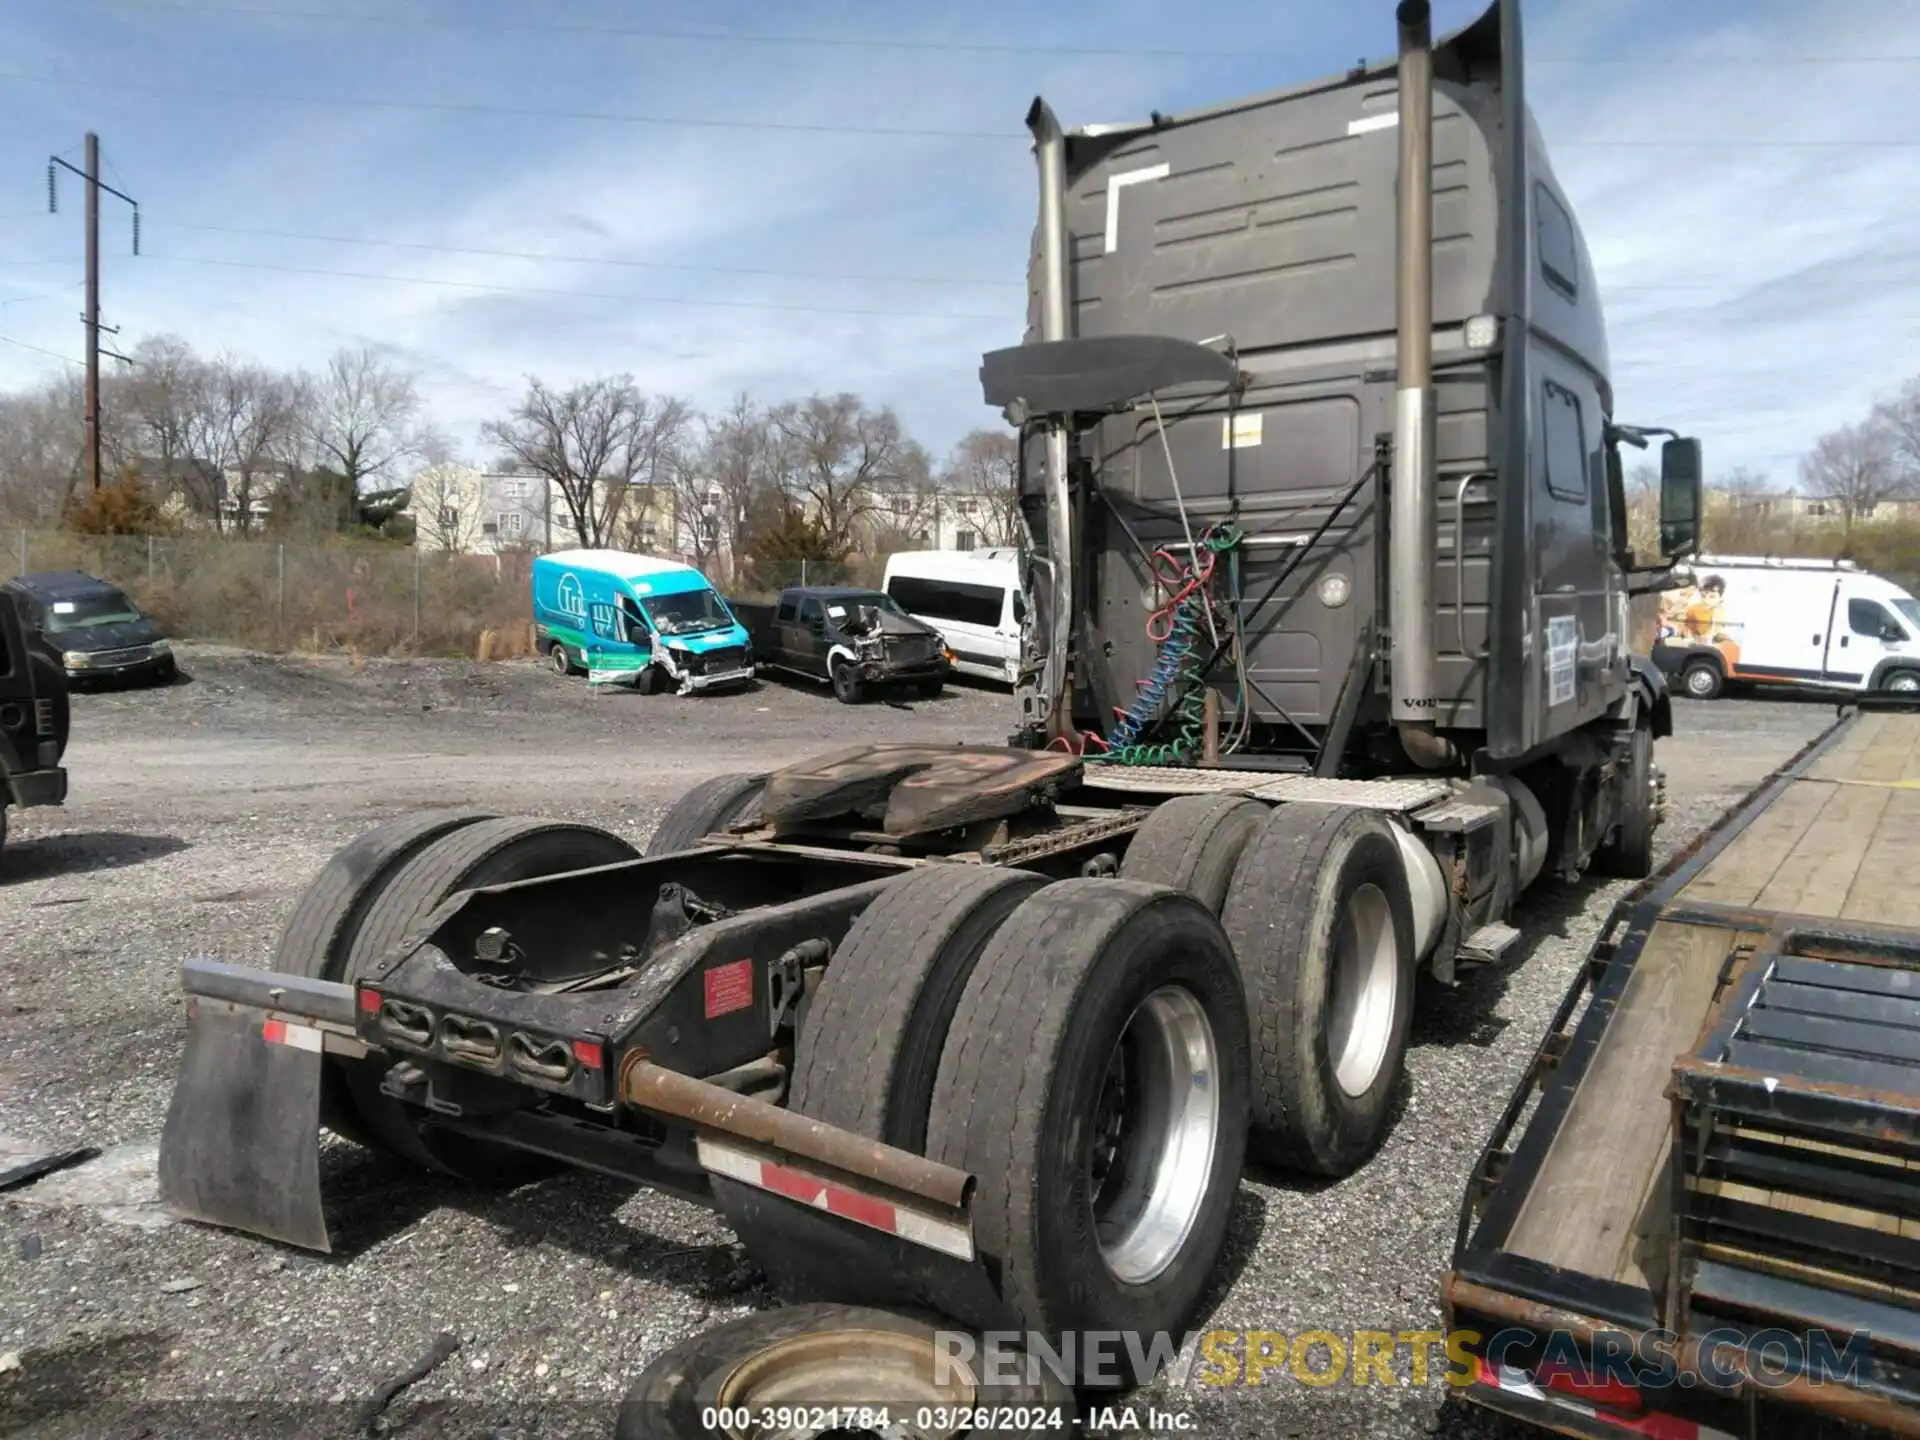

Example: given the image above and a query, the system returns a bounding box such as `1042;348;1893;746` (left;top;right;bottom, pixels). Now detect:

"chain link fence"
0;529;538;658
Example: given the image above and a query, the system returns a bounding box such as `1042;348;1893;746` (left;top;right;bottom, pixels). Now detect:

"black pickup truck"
0;590;70;859
731;585;952;704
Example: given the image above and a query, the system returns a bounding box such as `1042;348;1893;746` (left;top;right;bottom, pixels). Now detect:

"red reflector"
358;987;382;1014
1539;1366;1644;1411
262;1019;287;1045
572;1039;604;1069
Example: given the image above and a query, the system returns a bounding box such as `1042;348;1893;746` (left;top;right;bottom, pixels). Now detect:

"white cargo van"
1652;555;1920;700
882;550;1025;686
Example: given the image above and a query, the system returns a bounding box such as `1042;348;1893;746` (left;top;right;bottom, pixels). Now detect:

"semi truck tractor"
156;0;1705;1391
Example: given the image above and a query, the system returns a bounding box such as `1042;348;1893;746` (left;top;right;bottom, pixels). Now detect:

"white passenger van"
882;549;1025;686
1652;554;1920;700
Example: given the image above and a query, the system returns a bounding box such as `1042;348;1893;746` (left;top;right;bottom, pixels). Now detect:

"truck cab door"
795;596;826;675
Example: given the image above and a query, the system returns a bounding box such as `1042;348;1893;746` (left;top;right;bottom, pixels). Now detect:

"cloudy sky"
0;0;1916;486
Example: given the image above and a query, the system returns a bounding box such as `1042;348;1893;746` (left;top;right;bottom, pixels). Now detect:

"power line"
0;280;81;308
101;2;1920;65
0;72;1020;141
1;70;1910;150
0;333;82;366
138;252;1012;321
160;221;1022;289
160;221;1920;291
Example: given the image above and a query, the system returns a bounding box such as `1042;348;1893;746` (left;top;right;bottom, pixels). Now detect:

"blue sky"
2;0;1918;487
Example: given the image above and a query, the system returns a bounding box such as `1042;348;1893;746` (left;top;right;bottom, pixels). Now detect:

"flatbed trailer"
1446;698;1920;1439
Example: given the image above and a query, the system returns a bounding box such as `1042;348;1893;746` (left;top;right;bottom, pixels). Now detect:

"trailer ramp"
1445;704;1920;1440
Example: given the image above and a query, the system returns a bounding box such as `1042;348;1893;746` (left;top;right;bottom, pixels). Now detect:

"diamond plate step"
1080;765;1452;812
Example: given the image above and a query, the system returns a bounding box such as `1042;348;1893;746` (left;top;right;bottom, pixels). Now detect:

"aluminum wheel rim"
1087;984;1220;1286
713;1329;976;1440
1328;882;1398;1099
1686;667;1716;696
550;646;569;675
1892;674;1919;694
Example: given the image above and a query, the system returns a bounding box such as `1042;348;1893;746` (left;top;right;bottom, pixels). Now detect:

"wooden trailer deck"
1501;709;1920;1299
1446;701;1920;1440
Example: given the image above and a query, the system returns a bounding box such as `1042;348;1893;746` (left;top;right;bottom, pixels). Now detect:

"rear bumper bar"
174;957;976;1261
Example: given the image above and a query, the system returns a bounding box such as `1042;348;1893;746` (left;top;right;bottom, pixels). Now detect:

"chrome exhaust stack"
1390;0;1457;770
1025;97;1075;740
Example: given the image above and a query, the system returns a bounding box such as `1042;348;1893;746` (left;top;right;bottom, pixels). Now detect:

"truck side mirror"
1659;437;1703;559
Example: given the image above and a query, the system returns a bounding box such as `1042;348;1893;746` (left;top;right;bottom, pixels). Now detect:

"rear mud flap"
158;998;330;1252
711;1176;1011;1332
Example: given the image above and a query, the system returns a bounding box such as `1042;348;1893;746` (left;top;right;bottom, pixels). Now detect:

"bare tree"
177;356;303;534
675;394;777;580
1873;375;1920;492
1800;420;1905;535
304;346;424;493
120;334;204;493
0;374;87;522
771;394;926;554
409;462;485;553
482;376;691;548
942;428;1021;547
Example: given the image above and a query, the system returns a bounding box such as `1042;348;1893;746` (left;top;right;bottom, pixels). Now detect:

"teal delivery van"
531;548;755;694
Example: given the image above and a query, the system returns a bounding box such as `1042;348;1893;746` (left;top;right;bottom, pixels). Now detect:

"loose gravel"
0;649;1839;1439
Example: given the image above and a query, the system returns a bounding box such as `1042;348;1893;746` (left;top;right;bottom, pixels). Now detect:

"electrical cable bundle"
1094;523;1245;767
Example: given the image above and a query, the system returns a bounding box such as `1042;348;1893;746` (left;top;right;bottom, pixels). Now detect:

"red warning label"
703;959;755;1019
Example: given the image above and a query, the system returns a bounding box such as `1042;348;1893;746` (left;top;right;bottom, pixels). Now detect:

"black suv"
2;571;177;688
0;590;69;857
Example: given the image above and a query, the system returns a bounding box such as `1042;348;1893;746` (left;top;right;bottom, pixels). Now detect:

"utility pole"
49;133;138;491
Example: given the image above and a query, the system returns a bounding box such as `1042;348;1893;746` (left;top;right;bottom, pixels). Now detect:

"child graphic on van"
1674;574;1741;672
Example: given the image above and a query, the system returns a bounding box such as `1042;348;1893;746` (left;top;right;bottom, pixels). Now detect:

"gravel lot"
0;649;1838;1440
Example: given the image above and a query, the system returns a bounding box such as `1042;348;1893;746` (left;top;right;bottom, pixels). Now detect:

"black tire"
1222;803;1417;1177
1879;668;1920;697
341;816;639;1177
1594;724;1656;880
788;865;1045;1153
270;808;500;1150
646;772;768;857
28;648;69;763
1119;793;1268;916
547;640;577;677
636;663;664;696
614;1303;1071;1440
1680;658;1723;700
915;678;945;700
926;879;1249;1366
830;658;863;705
0;804;8;862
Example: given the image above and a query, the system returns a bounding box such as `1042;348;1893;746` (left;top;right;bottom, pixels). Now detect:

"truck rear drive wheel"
1593;724;1657;880
926;880;1249;1366
788;865;1045;1153
340;816;640;1178
646;772;768;857
1119;793;1268;915
270;808;501;1150
1222;804;1416;1177
614;1303;1069;1440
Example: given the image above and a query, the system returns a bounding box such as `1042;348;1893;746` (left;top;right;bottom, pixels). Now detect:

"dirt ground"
0;647;1839;1439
